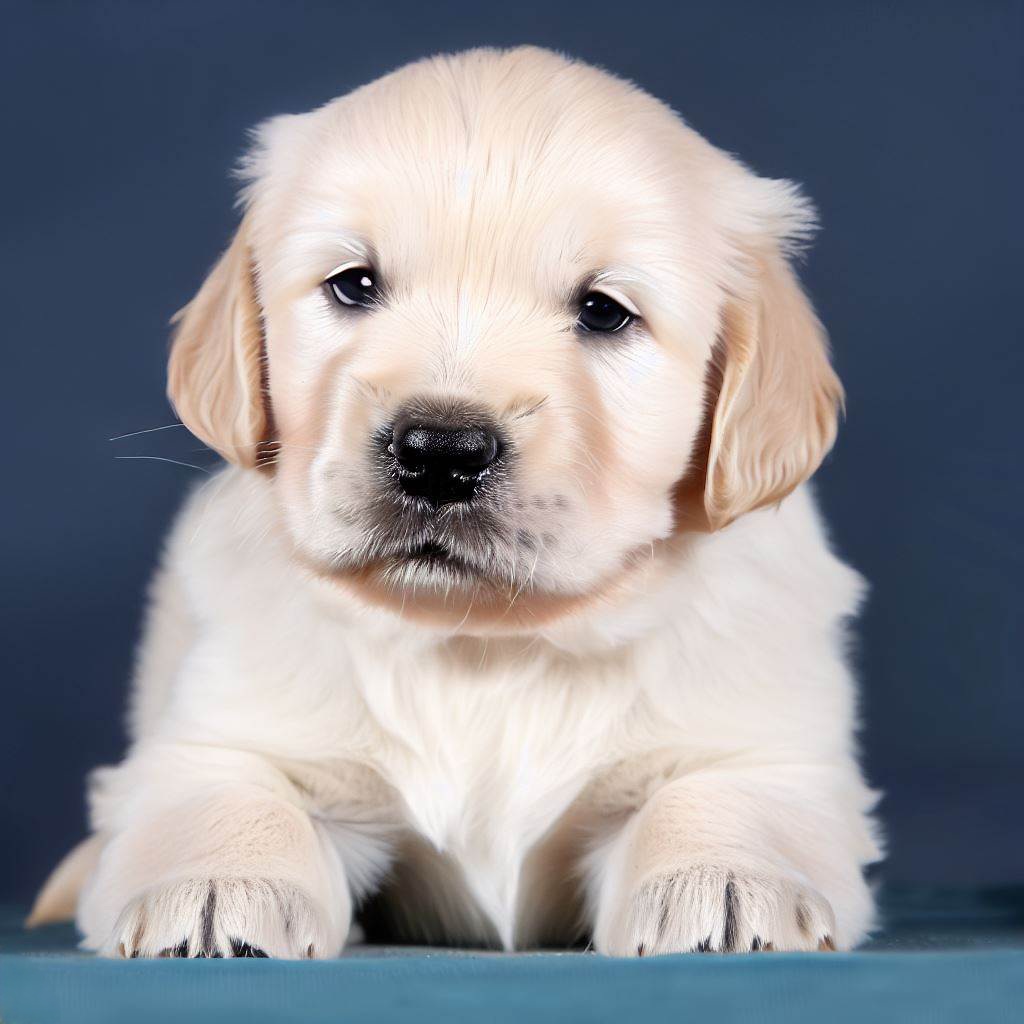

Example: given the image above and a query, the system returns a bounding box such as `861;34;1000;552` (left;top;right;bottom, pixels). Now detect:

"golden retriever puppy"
32;46;881;957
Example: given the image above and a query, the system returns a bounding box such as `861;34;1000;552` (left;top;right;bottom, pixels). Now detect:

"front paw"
603;864;837;956
105;878;336;959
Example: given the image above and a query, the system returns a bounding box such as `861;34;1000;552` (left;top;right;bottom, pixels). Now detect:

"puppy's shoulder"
686;484;865;626
159;466;292;617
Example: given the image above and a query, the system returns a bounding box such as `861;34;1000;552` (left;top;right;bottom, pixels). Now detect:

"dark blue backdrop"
2;0;1021;902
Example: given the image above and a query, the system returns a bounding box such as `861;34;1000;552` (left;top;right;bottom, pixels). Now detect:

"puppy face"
169;47;842;632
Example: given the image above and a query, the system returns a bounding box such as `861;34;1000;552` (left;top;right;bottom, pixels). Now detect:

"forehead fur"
239;46;815;341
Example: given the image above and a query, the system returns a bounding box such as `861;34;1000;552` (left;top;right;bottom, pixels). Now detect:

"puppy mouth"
373;537;485;584
344;477;512;586
403;541;468;570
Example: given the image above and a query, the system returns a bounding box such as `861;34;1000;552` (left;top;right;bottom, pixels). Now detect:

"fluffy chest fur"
344;645;645;945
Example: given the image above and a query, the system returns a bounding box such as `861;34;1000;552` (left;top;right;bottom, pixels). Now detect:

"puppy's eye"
577;291;633;333
326;265;380;308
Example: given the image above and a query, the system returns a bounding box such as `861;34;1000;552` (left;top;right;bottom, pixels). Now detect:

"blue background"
1;0;1021;902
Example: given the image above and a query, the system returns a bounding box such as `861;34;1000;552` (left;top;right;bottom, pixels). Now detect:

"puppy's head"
169;47;841;632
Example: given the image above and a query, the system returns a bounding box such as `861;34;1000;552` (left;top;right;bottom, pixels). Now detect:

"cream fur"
32;46;881;957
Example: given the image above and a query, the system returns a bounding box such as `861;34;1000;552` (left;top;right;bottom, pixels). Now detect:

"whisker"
109;423;186;442
115;455;210;474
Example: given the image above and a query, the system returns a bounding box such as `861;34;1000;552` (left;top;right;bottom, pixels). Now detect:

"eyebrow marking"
283;227;374;287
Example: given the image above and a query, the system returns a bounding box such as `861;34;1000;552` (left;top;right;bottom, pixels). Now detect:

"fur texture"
32;46;881;957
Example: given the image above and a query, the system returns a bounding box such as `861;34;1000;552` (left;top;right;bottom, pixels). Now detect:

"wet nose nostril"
391;418;501;506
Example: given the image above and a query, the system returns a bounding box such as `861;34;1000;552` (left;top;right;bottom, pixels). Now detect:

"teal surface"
1;889;1022;1024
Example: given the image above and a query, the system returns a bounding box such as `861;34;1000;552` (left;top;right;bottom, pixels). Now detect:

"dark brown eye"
326;265;380;308
577;291;633;333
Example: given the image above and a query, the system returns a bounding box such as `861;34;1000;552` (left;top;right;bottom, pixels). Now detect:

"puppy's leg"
78;745;352;958
589;762;880;955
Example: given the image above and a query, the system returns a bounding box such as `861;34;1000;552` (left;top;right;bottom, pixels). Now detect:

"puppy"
32;46;881;957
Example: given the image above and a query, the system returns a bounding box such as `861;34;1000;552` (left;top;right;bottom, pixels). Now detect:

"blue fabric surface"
1;889;1022;1024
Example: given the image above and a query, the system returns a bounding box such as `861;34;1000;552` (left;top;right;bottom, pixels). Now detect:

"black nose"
391;417;501;506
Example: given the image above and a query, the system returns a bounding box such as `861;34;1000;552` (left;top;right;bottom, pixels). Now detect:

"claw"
230;939;268;958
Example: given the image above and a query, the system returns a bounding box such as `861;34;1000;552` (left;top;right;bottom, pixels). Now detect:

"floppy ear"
167;214;267;466
703;247;843;530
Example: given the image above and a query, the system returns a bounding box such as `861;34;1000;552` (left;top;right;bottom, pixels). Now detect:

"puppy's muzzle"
389;408;502;508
